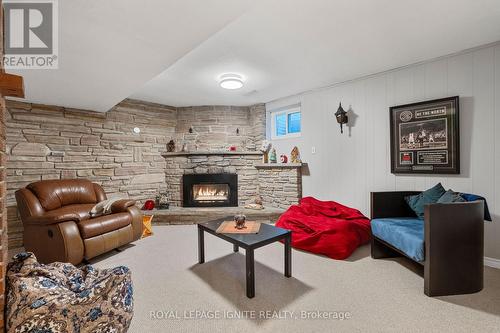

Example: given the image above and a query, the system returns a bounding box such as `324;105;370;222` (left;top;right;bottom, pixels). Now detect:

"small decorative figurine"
269;148;277;163
280;154;288;163
181;143;187;152
188;127;193;133
290;146;301;163
167;140;175;152
244;195;264;210
260;140;272;163
156;193;170;209
234;214;246;229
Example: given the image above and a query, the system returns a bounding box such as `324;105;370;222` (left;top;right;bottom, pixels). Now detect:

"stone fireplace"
163;151;303;210
183;173;238;207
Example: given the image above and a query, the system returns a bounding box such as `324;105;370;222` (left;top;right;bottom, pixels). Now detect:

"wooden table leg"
285;233;292;278
198;226;205;264
246;248;255;298
233;244;239;252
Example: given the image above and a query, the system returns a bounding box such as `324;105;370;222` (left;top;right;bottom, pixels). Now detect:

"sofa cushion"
405;183;446;218
460;193;492;221
27;179;98;211
78;213;132;239
437;190;466;204
371;217;425;262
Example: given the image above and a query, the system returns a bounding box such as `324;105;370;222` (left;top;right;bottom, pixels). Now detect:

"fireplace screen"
193;184;229;202
183;173;238;207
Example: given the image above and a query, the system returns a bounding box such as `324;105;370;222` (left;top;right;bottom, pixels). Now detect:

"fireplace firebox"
183;174;238;207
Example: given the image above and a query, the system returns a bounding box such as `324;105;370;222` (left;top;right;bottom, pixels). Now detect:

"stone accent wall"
175;105;264;151
6;99;177;247
164;154;262;207
249;104;266;148
256;165;303;209
5;100;267;248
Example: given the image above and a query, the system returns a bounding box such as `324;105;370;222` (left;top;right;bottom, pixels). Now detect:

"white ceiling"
10;0;500;110
131;0;500;107
9;0;253;111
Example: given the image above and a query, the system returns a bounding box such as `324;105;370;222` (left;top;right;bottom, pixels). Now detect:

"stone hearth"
145;206;285;225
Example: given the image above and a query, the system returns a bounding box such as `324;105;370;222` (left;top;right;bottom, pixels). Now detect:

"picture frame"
390;96;460;174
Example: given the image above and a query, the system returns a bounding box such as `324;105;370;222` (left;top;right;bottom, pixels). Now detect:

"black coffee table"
197;218;292;298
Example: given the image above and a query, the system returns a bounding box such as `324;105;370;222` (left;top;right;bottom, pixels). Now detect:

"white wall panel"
267;43;500;259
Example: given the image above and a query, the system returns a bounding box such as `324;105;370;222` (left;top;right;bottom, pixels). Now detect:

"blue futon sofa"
370;191;485;297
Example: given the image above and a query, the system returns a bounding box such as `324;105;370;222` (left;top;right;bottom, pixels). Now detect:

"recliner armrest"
25;211;81;226
110;199;137;213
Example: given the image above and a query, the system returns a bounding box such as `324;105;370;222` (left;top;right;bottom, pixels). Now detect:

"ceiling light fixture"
219;73;244;90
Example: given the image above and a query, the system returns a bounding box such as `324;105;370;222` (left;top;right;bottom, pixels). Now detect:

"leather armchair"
15;179;143;265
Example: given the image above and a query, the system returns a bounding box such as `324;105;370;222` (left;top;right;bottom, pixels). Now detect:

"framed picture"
390;96;459;174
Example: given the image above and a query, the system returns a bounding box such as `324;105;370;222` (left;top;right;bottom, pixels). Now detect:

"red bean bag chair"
276;197;371;259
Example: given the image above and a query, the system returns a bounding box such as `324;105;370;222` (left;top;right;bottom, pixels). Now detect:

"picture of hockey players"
390;96;459;174
399;118;447;151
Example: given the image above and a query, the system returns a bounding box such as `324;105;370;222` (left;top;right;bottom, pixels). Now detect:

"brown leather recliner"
15;179;143;265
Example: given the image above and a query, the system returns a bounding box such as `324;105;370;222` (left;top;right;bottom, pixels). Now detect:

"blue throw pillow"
405;183;446;218
437;190;466;204
460;193;492;221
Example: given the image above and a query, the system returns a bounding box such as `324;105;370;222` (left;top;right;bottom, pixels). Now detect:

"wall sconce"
334;102;348;134
133;127;141;134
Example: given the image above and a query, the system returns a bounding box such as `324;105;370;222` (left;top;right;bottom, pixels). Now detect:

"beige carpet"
84;225;499;332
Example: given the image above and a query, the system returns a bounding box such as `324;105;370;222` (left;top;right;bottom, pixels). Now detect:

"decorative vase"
269;148;277;163
142;200;155;210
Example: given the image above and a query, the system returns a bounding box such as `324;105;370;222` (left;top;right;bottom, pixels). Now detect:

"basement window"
270;105;301;139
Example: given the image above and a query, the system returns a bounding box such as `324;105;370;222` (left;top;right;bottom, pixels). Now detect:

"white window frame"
269;105;301;140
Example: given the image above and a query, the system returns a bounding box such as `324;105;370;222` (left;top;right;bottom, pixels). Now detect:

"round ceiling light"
219;73;244;90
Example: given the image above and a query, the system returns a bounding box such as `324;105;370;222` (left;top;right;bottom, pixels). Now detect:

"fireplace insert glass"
193;184;229;202
183;173;238;207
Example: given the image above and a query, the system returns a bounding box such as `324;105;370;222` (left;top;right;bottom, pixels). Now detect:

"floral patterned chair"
6;252;133;333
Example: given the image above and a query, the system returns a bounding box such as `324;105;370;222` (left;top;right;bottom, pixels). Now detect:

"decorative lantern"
335;102;348;134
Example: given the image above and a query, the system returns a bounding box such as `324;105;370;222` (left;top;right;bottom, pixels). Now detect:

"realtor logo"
3;0;58;69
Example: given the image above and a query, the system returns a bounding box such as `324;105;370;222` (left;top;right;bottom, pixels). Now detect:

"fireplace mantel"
254;163;303;169
162;151;262;157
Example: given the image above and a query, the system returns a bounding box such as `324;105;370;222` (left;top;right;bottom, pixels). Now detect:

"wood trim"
0;73;24;98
